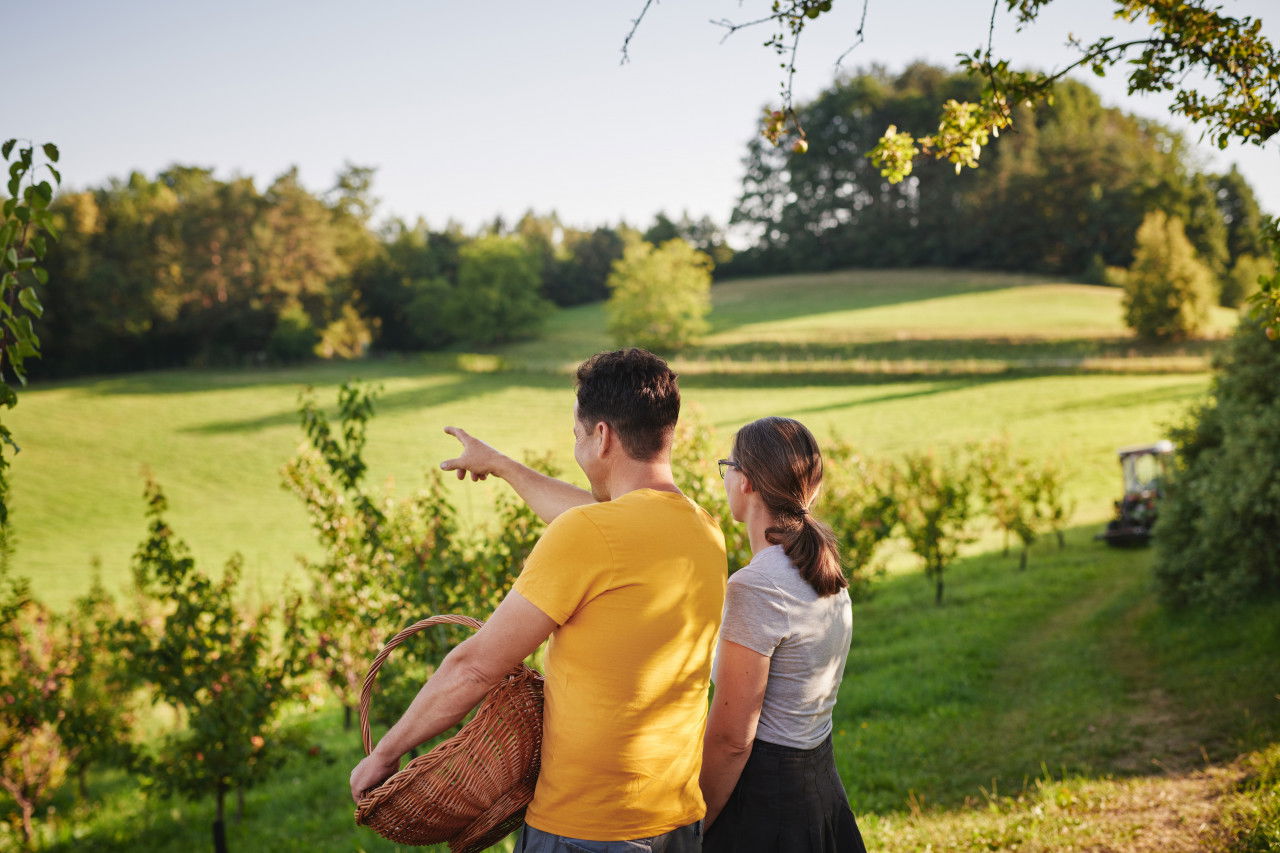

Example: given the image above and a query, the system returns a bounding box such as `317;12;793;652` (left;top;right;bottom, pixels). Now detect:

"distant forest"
36;64;1267;377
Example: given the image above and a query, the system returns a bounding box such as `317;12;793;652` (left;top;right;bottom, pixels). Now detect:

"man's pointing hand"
440;426;507;482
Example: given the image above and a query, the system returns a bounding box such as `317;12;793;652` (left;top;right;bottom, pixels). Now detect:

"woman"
701;416;867;853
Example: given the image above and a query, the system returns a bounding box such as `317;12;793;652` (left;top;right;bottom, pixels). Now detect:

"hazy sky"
10;0;1279;233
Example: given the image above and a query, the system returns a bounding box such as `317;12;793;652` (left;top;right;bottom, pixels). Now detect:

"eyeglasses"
717;459;740;479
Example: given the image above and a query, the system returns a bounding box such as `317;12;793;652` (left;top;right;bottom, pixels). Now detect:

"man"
350;348;728;851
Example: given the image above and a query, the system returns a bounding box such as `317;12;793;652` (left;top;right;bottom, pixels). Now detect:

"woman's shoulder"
729;546;799;591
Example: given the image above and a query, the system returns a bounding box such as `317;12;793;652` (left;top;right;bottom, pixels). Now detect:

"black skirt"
703;735;867;853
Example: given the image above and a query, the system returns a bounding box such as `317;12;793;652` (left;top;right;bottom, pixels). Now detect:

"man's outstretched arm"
349;591;558;802
440;426;593;523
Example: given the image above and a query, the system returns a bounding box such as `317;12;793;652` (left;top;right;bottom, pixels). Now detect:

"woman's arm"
700;640;771;830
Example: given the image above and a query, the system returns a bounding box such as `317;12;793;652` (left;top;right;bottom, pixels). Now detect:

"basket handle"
358;614;485;756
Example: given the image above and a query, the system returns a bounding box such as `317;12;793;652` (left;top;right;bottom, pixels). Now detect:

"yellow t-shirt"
513;488;727;840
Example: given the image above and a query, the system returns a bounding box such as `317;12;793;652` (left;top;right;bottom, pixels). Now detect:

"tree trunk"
78;766;89;802
236;786;245;821
19;798;34;848
934;575;944;605
1056;529;1065;549
344;704;353;731
213;785;228;853
1019;547;1028;571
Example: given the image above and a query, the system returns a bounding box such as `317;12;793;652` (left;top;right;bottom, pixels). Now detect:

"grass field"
19;525;1279;852
8;269;1238;609
6;267;1276;851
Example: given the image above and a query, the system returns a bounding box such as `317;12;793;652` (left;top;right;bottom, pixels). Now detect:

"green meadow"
8;269;1237;609
8;267;1277;852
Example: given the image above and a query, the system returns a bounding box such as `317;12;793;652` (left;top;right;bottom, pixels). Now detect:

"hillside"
8;268;1236;609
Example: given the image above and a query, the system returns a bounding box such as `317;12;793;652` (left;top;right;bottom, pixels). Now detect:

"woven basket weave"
354;614;544;851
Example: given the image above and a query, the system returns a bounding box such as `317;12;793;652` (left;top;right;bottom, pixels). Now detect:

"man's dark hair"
575;349;680;462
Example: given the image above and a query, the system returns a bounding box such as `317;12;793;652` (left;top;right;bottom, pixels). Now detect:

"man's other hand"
350;752;400;804
440;426;507;481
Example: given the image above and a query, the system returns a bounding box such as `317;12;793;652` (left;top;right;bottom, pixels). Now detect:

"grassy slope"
9;270;1234;609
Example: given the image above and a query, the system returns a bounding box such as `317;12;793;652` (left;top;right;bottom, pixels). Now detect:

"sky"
9;0;1279;235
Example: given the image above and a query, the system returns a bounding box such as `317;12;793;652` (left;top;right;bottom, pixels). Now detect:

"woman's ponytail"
735;418;847;596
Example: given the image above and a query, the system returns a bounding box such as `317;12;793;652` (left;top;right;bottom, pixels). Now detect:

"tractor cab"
1097;440;1174;547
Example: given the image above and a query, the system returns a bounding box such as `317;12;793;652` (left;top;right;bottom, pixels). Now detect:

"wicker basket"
354;614;544;852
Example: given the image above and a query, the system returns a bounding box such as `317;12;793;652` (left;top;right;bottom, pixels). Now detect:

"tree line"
34;165;732;376
30;66;1271;378
727;64;1270;297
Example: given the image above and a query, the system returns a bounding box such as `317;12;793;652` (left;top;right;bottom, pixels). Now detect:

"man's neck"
602;462;681;501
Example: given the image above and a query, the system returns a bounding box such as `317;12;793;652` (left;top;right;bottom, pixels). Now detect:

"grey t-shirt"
714;544;853;750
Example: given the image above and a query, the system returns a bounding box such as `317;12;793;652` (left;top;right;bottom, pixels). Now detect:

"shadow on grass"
180;369;571;435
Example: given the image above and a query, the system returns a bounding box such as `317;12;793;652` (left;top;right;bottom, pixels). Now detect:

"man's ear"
595;420;613;457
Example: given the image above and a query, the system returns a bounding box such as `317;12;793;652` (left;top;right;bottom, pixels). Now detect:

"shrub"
447;235;551;346
1121;211;1215;342
315;303;377;359
115;477;306;853
894;450;978;605
61;576;137;800
402;276;458;349
283;383;541;732
606;239;712;352
266;304;319;363
971;438;1041;570
819;437;898;600
0;596;71;847
1155;315;1280;608
1221;253;1276;309
1034;457;1074;549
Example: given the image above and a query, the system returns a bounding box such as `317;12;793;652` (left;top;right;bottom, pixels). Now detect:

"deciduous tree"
1119;211;1215;342
606;239;712;352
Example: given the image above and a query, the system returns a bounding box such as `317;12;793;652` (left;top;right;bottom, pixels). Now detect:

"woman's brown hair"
732;416;847;596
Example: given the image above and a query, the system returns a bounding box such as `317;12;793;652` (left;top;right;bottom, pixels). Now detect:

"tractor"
1097;440;1174;547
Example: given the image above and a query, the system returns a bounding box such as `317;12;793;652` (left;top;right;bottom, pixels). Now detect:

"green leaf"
18;287;42;319
18;287;42;318
1;199;13;217
32;268;47;285
4;248;16;269
41;143;59;163
1;272;15;289
47;166;61;185
0;140;13;160
32;235;46;259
